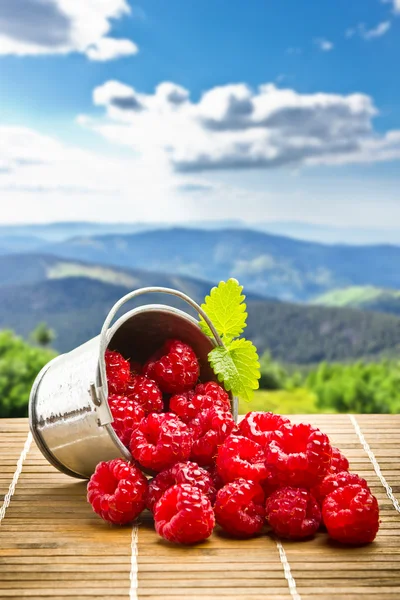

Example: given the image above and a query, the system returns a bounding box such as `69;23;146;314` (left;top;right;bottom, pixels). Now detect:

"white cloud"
0;123;221;223
315;38;334;52
85;37;138;62
382;0;400;13
0;0;138;60
2;80;400;226
1;123;400;228
346;21;391;40
362;21;391;39
0;125;119;191
79;80;400;172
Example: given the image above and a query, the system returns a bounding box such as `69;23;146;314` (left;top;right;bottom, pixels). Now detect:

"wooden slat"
0;416;399;599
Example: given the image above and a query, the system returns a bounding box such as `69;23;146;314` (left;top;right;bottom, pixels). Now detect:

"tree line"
0;326;56;418
259;351;400;414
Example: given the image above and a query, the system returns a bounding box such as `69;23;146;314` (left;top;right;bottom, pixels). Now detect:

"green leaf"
208;338;260;402
199;278;247;342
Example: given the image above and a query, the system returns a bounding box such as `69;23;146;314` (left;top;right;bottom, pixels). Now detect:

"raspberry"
170;391;201;423
322;485;379;544
154;483;215;544
130;412;192;472
312;471;370;506
146;469;174;512
87;459;147;525
266;487;321;539
195;381;231;408
329;446;350;474
170;389;230;423
266;423;332;488
105;349;131;394
109;394;145;447
143;339;200;394
214;479;265;538
238;412;290;447
146;461;216;512
217;435;268;485
190;407;236;466
126;375;163;414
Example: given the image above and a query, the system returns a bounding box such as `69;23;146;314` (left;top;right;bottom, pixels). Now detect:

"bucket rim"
106;302;208;345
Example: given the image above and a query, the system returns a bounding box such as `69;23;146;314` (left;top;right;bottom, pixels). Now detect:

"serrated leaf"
208;338;260;402
199;278;247;342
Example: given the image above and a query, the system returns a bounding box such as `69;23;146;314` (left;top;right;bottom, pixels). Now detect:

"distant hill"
2;220;400;245
43;228;400;301
0;222;152;243
1;275;400;363
312;286;400;317
258;222;400;246
0;253;219;296
0;235;44;255
0;220;244;244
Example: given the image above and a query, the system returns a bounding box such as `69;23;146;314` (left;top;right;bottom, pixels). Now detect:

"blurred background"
1;0;400;418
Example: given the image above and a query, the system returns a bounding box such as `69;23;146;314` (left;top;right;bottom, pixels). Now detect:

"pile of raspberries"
87;340;379;546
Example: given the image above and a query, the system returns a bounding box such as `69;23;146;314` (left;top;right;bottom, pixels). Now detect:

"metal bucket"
29;287;237;479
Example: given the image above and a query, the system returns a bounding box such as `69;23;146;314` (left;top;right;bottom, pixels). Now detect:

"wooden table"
0;415;399;600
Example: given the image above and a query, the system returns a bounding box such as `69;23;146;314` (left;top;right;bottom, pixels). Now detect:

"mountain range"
1;224;400;364
3;223;400;303
40;228;400;301
1;253;400;364
0;253;217;294
1;219;400;246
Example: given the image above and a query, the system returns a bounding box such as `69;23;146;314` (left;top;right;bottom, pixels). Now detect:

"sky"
0;0;399;227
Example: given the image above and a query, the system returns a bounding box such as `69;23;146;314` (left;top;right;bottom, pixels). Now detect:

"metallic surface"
29;287;238;480
29;335;130;479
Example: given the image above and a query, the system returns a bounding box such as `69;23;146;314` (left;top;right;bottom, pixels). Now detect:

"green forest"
248;351;400;415
1;326;399;419
0;328;56;418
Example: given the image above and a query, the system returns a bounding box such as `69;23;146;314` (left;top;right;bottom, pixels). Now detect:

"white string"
129;523;139;600
349;414;400;514
0;431;33;524
275;539;302;600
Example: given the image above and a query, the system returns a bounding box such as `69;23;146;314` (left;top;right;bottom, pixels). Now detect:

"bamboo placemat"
0;415;399;599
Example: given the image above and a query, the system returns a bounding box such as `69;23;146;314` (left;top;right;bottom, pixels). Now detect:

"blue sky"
0;0;399;227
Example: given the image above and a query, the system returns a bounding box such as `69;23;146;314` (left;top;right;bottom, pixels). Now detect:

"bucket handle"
96;287;224;412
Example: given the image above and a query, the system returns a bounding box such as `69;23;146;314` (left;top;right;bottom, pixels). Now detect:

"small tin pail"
29;287;238;479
